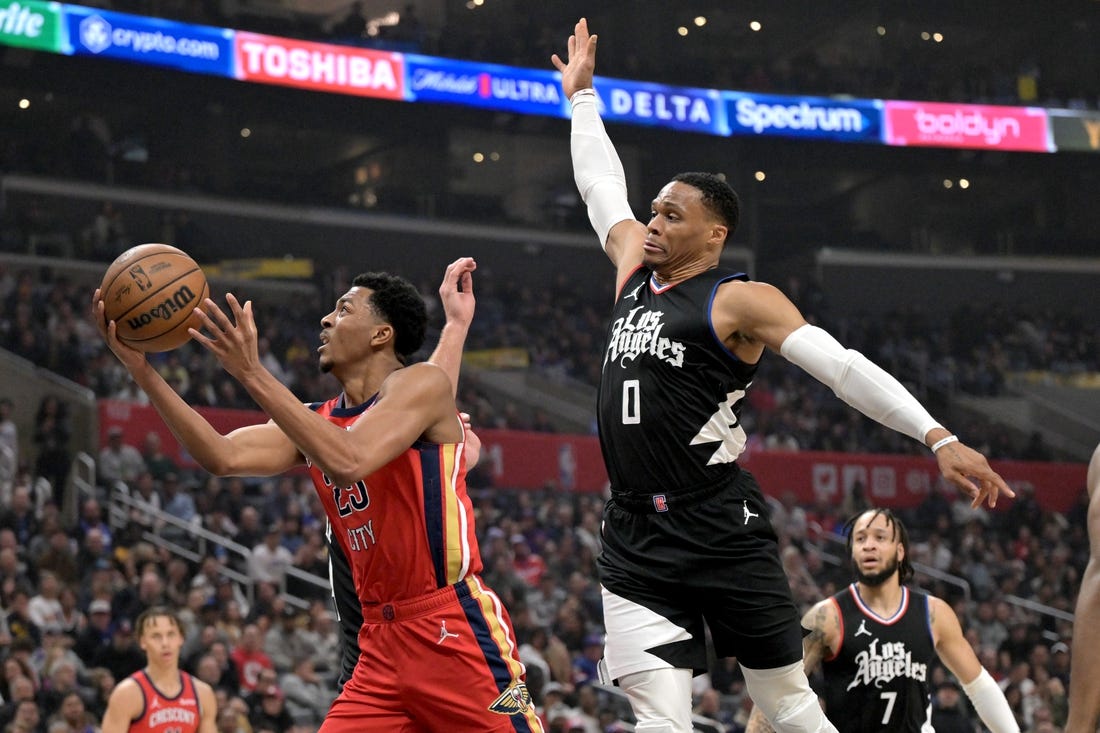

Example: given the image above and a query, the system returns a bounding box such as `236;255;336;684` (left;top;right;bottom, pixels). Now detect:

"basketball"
99;243;209;353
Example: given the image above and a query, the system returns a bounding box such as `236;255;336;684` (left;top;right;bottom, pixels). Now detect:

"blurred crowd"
0;415;1090;733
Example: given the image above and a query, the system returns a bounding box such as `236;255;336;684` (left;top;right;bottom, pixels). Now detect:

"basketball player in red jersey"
100;606;217;733
93;257;543;733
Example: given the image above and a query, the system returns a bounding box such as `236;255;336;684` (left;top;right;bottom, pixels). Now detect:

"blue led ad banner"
590;76;726;135
63;4;234;77
404;54;563;116
0;3;1082;153
724;92;882;143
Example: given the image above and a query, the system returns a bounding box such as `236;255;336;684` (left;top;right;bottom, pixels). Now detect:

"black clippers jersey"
823;585;936;733
598;266;756;493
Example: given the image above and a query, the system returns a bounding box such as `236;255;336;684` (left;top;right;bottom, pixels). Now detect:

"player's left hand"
190;293;262;380
440;257;476;328
934;439;1015;508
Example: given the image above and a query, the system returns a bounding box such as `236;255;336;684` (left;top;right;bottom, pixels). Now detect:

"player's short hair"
134;606;185;637
671;172;741;238
843;508;914;584
351;272;427;362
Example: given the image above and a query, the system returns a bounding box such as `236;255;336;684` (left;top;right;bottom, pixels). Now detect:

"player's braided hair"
842;507;915;584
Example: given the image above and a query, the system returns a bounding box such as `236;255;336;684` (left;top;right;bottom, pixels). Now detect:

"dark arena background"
0;1;1097;731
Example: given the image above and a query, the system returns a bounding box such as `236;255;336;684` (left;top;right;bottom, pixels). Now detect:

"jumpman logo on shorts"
437;619;460;645
855;619;872;637
742;500;760;525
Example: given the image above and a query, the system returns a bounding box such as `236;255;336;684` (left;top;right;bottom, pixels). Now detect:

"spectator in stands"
32;395;72;506
263;606;312;675
248;683;294;733
48;690;97;733
157;472;198;544
96;426;145;487
55;587;85;639
279;656;333;727
0;486;40;553
90;618;143;682
0;674;38;730
139;431;178;481
73;532;111;583
0;397;19;470
72;600;112;667
4;698;43;733
230;624;274;694
75;499;112;552
248;522;293;587
33;527;78;588
511;532;548;586
35;658;87;720
82;667;113;721
7;591;42;650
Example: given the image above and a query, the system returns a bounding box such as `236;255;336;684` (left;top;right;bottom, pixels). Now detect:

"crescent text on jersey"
604;306;686;369
847;639;928;691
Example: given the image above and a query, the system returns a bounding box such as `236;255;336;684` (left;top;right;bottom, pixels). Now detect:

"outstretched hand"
551;17;598;99
935;439;1016;509
189;294;262;382
439;256;476;329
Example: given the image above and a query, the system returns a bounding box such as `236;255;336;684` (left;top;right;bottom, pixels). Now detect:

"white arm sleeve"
569;92;637;248
779;324;942;444
962;669;1020;733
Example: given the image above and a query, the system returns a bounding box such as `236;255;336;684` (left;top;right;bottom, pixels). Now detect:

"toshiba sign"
235;32;403;99
884;100;1050;152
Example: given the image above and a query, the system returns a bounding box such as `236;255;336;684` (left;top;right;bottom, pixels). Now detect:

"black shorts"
597;467;803;678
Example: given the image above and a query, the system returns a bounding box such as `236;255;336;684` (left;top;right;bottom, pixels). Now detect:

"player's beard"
856;552;900;587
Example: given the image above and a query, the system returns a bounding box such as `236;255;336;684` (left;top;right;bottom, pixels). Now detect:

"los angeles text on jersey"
309;459;378;551
604;306;686;368
847;639;928;690
148;708;197;727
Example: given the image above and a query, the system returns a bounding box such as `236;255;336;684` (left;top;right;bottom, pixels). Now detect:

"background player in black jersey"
325;257;480;691
745;509;1018;733
552;18;1013;733
1065;441;1100;733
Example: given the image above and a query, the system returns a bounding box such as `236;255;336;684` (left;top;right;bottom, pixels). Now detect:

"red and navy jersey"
128;670;202;733
308;393;480;604
822;584;935;733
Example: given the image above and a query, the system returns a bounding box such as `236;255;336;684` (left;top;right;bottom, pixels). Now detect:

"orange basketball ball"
99;243;209;353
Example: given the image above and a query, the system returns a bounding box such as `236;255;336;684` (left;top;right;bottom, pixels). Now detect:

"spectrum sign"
724;92;882;143
884;100;1051;152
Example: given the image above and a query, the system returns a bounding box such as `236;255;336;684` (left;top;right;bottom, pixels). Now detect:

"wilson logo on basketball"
126;284;199;331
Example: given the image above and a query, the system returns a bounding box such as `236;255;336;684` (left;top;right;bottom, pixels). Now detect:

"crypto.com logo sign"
885;100;1050;152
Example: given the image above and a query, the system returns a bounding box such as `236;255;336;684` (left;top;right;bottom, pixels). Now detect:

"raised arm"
93;290;301;477
428;256;476;395
552;18;645;289
745;599;839;733
931;597;1019;733
713;279;1013;509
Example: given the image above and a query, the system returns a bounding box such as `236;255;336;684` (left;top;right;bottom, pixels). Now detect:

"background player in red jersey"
93;257;543;733
1065;442;1100;733
100;606;217;733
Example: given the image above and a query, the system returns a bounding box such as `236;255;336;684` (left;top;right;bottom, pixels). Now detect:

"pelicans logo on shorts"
488;681;532;715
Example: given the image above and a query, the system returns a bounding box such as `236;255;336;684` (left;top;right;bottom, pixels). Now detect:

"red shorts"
319;576;544;733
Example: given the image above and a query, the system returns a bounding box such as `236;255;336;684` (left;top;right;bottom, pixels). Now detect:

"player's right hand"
552;17;598;99
91;288;147;370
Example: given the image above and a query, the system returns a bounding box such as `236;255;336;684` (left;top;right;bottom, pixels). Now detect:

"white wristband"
570;88;597;106
931;435;959;453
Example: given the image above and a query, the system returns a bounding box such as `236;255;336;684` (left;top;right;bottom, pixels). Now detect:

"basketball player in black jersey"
1065;442;1100;733
552;18;1013;733
324;257;479;691
745;509;1018;733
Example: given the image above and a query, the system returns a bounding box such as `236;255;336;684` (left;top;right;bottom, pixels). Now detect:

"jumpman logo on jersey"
624;282;643;301
742;501;759;524
437;619;460;645
855;619;872;637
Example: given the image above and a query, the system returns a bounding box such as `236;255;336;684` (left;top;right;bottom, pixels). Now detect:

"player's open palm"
935;439;1015;509
552;18;597;99
191;293;262;381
